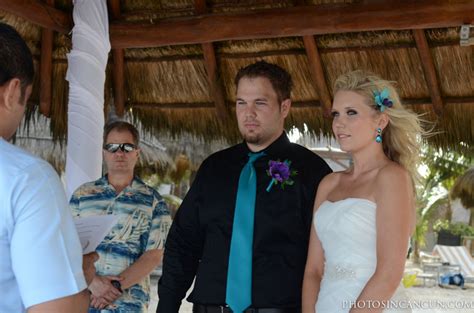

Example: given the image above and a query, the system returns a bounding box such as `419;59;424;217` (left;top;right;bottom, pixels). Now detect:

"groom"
158;61;332;312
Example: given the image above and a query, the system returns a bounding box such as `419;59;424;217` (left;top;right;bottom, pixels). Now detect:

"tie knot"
247;151;265;164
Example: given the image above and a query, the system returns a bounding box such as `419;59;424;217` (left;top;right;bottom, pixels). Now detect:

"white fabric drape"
65;0;110;198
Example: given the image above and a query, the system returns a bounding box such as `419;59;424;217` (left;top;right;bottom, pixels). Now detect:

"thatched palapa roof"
1;0;473;163
14;111;174;174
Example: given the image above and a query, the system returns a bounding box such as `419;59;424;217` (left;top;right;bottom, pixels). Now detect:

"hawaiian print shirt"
70;175;171;313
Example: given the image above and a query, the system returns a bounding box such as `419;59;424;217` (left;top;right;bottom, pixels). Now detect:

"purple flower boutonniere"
266;160;298;192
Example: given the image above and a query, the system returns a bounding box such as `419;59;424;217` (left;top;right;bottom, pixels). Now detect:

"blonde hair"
333;70;426;182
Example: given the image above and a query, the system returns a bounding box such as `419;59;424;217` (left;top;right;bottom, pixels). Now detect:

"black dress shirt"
158;133;332;312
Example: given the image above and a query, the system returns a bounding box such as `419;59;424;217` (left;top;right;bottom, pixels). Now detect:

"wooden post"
108;0;125;117
39;0;54;117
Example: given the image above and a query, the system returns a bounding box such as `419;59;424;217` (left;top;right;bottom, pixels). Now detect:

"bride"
302;71;425;313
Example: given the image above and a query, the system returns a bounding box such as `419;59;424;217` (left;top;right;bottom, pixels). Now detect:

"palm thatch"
1;0;473;168
150;130;230;169
14;111;174;174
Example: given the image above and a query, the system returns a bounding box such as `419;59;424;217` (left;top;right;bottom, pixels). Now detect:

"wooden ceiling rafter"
129;97;474;110
195;0;230;122
293;0;332;118
1;1;472;49
39;0;54;117
109;1;473;49
413;29;445;116
108;0;125;117
36;36;462;65
303;35;332;118
0;0;71;33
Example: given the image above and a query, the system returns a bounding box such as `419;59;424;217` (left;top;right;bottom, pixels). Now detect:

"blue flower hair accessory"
373;88;393;112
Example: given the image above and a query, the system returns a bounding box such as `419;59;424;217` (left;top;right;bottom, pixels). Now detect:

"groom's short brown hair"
234;60;293;104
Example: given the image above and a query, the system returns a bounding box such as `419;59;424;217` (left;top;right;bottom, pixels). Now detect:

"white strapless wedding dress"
314;198;411;313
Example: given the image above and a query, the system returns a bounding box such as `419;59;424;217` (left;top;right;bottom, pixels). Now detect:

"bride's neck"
349;147;389;177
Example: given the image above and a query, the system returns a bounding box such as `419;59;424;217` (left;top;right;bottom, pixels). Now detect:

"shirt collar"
237;132;291;161
97;174;144;189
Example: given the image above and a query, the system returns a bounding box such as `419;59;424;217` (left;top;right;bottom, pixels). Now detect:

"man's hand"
90;294;118;310
88;275;123;305
82;252;99;285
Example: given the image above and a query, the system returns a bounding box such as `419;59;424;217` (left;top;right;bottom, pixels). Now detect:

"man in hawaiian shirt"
70;121;171;313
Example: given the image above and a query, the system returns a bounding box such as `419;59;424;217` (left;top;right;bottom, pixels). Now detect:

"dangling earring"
375;128;382;143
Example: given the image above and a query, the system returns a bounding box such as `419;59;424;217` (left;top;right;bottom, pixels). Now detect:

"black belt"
193;304;300;313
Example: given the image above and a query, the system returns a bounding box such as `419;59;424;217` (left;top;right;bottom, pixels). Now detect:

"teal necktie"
226;151;265;313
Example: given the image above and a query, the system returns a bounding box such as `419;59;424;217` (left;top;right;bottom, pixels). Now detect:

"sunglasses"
103;143;137;153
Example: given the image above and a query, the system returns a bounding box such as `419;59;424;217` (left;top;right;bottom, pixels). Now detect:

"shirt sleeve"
145;197;172;251
11;162;87;309
69;189;81;217
157;160;208;313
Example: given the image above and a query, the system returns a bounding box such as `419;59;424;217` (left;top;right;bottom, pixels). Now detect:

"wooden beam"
303;35;332;118
124;55;204;63
131;101;324;110
413;29;444;115
294;0;332;118
195;0;230;121
444;96;474;105
129;97;474;110
4;1;471;50
108;0;125;117
109;1;474;48
119;40;460;63
0;0;71;33
41;37;460;65
131;102;216;110
201;42;230;121
39;0;54;117
394;97;473;106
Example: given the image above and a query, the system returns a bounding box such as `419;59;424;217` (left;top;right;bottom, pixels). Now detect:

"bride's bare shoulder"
314;171;344;208
319;171;344;190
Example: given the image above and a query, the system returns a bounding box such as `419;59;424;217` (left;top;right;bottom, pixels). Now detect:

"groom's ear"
280;99;291;118
1;78;22;111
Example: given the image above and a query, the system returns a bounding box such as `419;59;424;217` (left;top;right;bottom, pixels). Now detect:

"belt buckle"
219;305;226;313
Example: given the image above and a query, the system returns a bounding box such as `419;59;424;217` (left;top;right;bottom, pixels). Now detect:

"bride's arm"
302;221;325;313
350;165;414;313
302;174;336;313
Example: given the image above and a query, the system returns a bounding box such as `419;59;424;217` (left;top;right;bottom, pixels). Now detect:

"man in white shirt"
0;22;90;313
